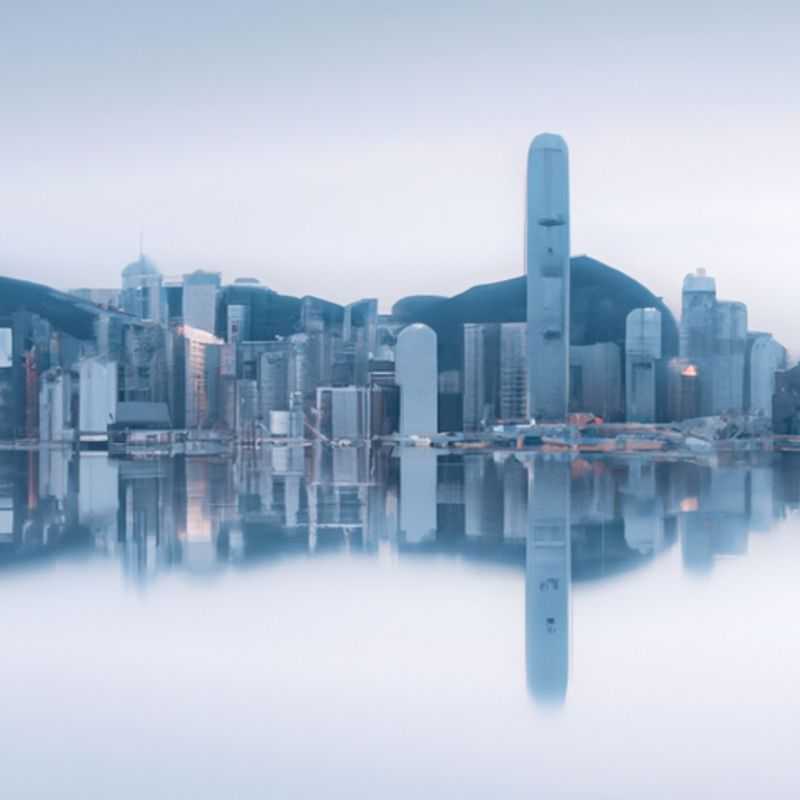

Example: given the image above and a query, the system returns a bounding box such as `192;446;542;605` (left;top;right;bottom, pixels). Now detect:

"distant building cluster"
0;134;794;446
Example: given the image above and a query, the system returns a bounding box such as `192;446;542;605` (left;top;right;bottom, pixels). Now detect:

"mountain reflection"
3;445;800;706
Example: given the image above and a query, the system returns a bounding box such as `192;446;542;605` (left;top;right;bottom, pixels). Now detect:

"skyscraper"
396;323;438;435
526;133;570;422
712;301;747;414
569;342;623;421
499;323;528;424
747;333;786;417
680;269;716;416
182;270;221;335
121;255;165;324
463;322;528;431
625;308;662;423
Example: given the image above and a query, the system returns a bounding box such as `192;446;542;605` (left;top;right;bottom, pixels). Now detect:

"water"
2;445;800;798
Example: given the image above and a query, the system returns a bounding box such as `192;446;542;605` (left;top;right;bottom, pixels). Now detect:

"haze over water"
2;447;800;798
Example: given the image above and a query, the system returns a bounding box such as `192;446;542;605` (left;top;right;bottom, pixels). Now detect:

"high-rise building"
182;271;221;335
666;358;701;421
680;269;750;417
569;343;623;421
168;326;223;429
396;323;438;435
625;308;662;423
78;356;117;444
463;322;528;431
259;341;290;431
121;255;165;324
463;323;499;432
227;305;248;344
679;269;718;416
747;333;786;418
526;133;570;422
500;323;528;424
120;322;168;403
712;301;747;414
39;367;73;443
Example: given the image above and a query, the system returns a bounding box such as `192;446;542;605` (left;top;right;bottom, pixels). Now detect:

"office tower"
526;133;570;422
625;308;662;422
773;365;800;433
396;323;438;435
344;297;378;357
369;366;399;437
227;304;248;344
168;326;223;429
463;323;500;432
712;301;747;414
39;367;73;442
259;342;290;431
463;322;529;432
120;322;168;403
666;358;701;421
747;333;786;417
569;342;623;421
163;278;183;324
182;271;221;334
679;269;716;415
526;455;571;705
78;356;117;445
499;323;528;423
121;255;166;324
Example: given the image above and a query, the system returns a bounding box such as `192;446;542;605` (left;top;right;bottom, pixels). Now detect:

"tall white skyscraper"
526;133;571;422
396;323;437;435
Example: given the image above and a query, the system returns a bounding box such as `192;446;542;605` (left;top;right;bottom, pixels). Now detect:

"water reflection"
526;455;571;706
3;445;800;707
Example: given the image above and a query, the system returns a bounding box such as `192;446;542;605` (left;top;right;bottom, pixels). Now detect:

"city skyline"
3;2;799;350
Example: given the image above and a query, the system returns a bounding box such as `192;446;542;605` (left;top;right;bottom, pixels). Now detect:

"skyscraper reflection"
525;455;571;706
4;444;799;715
398;448;437;545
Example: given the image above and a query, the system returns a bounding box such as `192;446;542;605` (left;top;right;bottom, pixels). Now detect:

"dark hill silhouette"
394;255;678;372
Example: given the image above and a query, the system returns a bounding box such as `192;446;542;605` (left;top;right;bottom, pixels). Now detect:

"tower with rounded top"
526;133;570;422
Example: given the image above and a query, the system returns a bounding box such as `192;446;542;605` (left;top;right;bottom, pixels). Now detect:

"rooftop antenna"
139;230;144;259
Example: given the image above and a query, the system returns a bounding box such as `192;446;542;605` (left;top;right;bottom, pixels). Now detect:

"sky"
2;1;799;347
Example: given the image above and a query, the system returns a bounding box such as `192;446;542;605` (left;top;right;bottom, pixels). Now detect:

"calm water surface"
2;445;799;798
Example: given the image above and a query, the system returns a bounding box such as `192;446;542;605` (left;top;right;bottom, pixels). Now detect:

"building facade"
526;133;570;422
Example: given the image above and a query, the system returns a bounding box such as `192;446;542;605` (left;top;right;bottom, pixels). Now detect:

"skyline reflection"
2;445;800;708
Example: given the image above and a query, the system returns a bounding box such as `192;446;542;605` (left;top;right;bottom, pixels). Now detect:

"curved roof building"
396;323;438;436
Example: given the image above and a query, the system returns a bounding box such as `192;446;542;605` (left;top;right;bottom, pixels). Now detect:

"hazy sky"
2;2;799;346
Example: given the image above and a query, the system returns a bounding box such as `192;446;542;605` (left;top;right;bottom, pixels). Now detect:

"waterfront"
2;447;800;798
